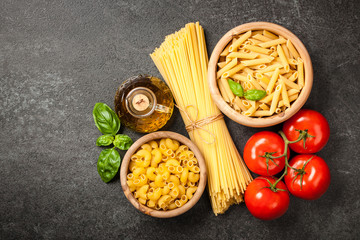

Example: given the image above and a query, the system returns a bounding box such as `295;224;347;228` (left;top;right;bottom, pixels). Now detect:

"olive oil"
114;75;174;133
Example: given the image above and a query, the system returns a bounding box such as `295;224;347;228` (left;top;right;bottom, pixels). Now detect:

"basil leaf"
228;79;244;97
113;134;133;150
97;148;121;183
244;90;267;101
96;135;114;146
93;103;121;136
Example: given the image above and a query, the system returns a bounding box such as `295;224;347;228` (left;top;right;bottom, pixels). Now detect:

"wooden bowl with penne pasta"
208;22;313;127
120;131;207;218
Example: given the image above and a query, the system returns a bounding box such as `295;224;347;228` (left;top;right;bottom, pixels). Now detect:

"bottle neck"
125;87;157;118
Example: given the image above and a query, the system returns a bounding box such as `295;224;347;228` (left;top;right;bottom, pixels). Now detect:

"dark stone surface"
1;0;359;239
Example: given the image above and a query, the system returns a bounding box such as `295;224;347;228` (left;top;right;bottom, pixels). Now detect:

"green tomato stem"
271;130;310;188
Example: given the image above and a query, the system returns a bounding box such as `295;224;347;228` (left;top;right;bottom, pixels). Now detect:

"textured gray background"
1;0;359;239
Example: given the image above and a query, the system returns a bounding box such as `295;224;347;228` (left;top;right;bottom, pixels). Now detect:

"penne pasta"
245;81;254;90
280;75;300;90
259;92;274;104
264;68;290;77
220;77;235;101
256;53;276;60
277;44;290;72
247;74;264;90
249;100;257;108
218;62;226;68
227;52;258;59
297;57;304;88
229;31;252;52
218;79;230;103
253;110;272;117
232;73;247;82
258;63;283;73
255;72;270;84
241;58;273;66
258;38;287;48
225;56;232;64
222;63;245;78
248;38;263;45
252;30;264;36
216;28;305;118
259;103;270;110
243;106;256;116
270;50;278;57
242;99;251;108
243;45;271;54
234;96;248;111
243;67;254;75
281;43;291;60
288;58;298;66
286;39;300;59
279;78;290;108
217;58;238;78
266;67;280;94
252;34;273;42
232;36;238;44
253;64;267;70
263;30;278;39
278;94;299;107
220;42;232;56
287;88;300;96
283;72;293;78
258;80;268;90
288;71;298;82
270;84;282;114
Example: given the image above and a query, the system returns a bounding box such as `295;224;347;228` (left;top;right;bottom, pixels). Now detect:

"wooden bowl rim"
120;131;207;218
208;21;313;127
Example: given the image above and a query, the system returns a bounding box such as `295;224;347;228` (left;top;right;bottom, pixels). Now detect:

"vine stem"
271;130;308;188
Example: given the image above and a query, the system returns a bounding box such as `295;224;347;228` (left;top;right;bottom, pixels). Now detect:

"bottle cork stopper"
132;94;150;111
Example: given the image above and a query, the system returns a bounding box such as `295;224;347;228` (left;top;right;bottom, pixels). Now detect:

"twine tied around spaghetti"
175;105;223;144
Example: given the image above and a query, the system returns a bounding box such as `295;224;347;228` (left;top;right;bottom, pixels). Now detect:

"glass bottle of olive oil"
114;75;174;133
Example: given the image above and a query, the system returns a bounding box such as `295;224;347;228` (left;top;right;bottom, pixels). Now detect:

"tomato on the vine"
283;109;330;153
245;176;290;220
244;131;289;176
285;155;330;200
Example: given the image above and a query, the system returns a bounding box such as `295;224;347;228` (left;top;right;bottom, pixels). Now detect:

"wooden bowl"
120;131;207;218
208;22;313;127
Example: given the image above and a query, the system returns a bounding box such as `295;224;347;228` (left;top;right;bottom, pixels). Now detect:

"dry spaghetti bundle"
150;22;252;215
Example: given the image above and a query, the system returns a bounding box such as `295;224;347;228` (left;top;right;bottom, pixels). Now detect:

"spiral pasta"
127;138;200;210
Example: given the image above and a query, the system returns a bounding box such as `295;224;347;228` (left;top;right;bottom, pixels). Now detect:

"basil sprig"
96;135;114;146
228;79;244;97
92;102;133;183
114;134;133;150
93;103;121;136
97;148;121;183
244;90;267;101
227;79;266;101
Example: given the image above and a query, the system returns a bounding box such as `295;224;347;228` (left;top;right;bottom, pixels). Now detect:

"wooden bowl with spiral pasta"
120;131;207;218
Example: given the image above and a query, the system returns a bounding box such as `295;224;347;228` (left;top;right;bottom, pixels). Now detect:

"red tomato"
283;109;330;153
244;131;289;176
245;176;290;220
285;155;330;200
